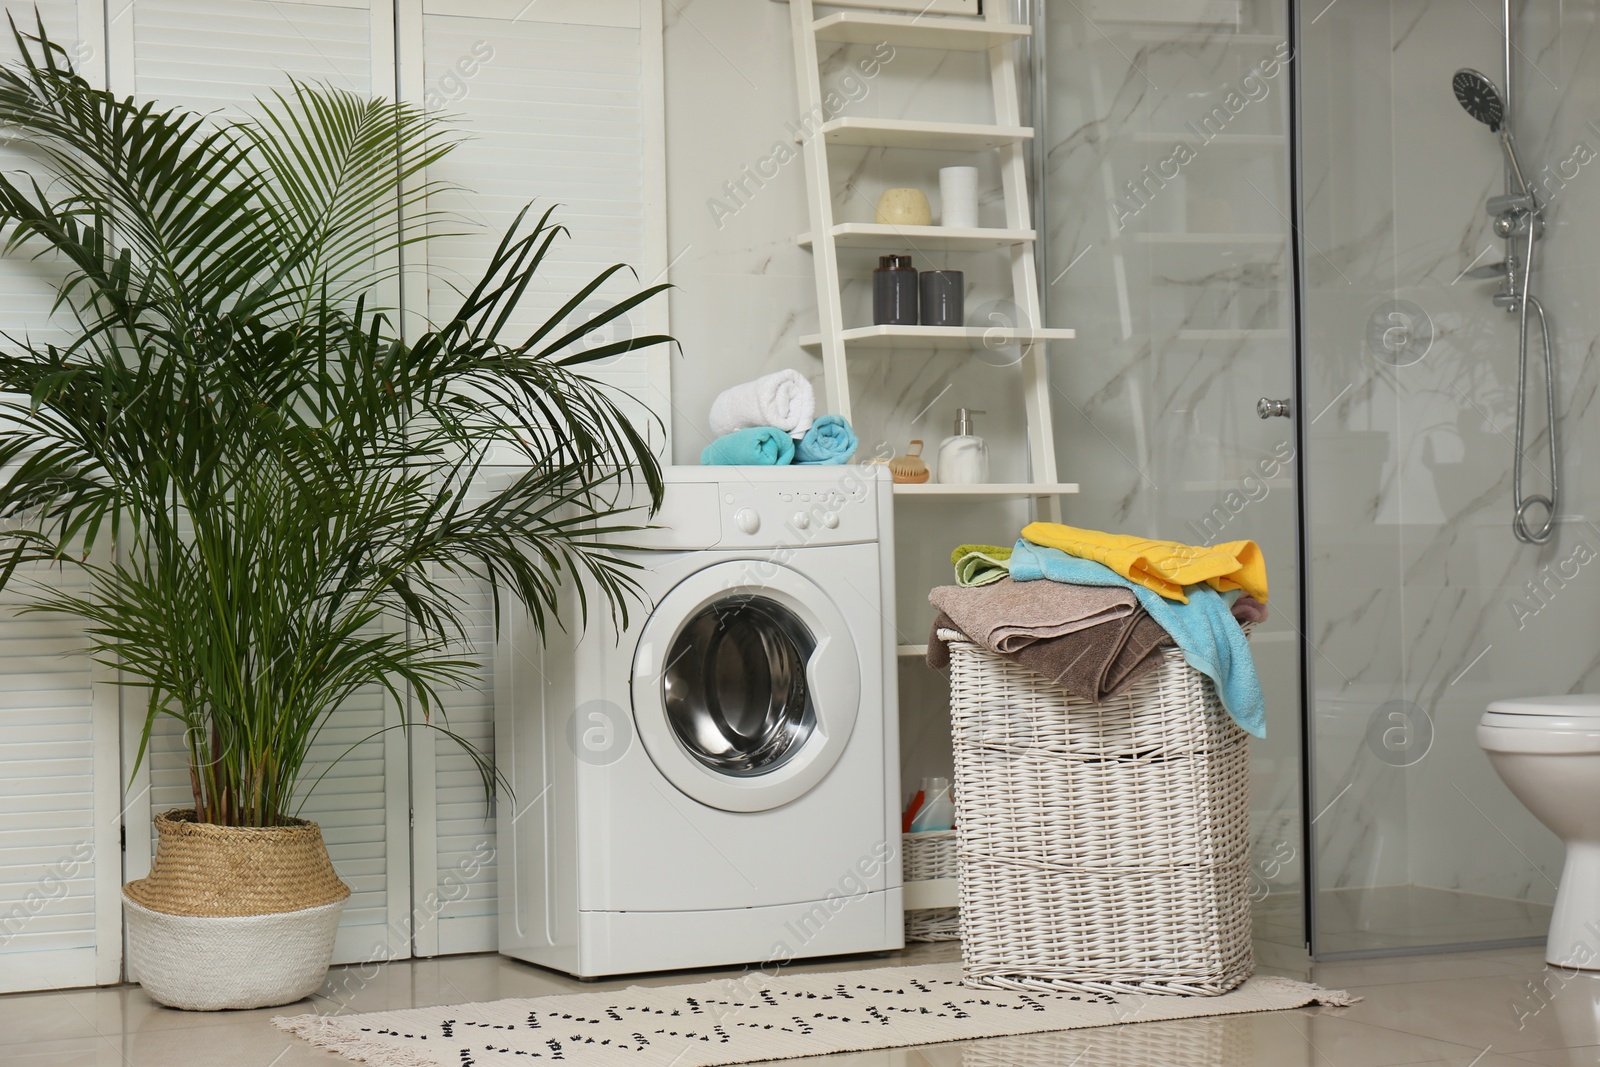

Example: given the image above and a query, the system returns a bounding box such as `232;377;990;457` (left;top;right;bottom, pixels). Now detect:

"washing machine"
495;465;903;977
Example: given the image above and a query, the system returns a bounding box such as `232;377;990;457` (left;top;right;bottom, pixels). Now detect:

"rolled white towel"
708;369;816;438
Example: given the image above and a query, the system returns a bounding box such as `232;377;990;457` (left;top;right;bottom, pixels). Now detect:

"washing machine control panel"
719;479;877;547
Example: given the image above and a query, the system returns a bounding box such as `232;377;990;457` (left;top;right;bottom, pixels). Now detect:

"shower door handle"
1257;398;1291;419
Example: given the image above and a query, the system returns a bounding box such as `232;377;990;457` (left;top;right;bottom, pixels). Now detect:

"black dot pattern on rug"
285;964;1332;1064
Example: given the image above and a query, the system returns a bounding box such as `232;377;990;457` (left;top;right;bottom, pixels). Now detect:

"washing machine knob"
734;508;760;534
823;513;840;529
792;512;811;529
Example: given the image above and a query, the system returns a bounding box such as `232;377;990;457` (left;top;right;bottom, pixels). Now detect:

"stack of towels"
701;369;858;466
928;524;1269;737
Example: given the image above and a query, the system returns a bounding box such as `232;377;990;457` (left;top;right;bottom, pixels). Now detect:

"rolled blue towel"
700;426;795;466
795;414;858;465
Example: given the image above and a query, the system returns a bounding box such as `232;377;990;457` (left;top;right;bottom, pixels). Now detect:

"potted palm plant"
0;22;670;1009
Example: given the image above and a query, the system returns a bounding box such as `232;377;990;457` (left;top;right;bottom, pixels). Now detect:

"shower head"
1454;69;1505;130
1453;67;1536;204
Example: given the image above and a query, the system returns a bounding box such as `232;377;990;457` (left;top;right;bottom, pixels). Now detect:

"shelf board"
904;877;959;911
1130;131;1284;149
799;325;1076;351
813;12;1031;51
892;482;1080;497
799;223;1036;251
1174;328;1290;341
896;644;929;658
776;0;980;13
1181;477;1292;492
1133;232;1284;245
1126;30;1282;45
817;117;1032;151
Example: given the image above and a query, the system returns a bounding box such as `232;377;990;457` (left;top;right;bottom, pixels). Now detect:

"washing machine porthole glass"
661;596;817;777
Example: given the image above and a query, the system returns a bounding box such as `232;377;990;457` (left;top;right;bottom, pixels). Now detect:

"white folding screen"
397;0;669;957
110;0;414;969
404;0;669;450
0;559;121;993
0;0;123;995
0;0;669;988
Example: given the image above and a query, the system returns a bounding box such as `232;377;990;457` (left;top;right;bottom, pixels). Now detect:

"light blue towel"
700;426;795;466
795;415;858;465
1010;540;1265;738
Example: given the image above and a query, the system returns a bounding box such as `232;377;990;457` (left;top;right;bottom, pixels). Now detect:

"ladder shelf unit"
787;0;1075;495
786;0;1076;937
786;0;1071;498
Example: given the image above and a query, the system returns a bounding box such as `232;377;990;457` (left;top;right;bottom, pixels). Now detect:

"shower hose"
1512;214;1558;545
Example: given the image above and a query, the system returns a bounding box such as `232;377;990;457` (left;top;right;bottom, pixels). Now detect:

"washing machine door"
630;560;861;812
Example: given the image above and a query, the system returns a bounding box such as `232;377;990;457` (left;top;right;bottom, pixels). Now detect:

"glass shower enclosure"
1038;0;1570;958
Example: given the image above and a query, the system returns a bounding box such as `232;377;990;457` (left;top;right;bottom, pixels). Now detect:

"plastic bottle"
909;776;953;832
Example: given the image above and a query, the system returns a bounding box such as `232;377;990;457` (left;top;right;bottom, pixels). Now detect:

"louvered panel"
420;14;653;434
130;0;371;107
424;572;497;953
124;0;407;967
0;556;115;992
0;1;94;359
406;1;664;957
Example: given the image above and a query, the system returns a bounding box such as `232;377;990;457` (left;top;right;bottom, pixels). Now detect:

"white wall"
662;0;1043;791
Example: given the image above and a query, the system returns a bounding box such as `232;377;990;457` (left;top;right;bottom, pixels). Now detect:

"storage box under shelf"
903;829;960;942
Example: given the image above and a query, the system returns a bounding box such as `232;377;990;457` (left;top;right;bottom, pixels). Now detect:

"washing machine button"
823;512;840;529
792;512;811;529
734;508;760;534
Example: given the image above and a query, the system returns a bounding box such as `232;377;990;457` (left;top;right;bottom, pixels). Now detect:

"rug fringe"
1251;974;1361;1007
274;1013;442;1066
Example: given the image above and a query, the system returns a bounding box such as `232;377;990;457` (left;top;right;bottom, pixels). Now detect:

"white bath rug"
275;963;1354;1067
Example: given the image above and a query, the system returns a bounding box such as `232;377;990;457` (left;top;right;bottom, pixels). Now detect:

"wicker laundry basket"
944;630;1252;997
903;830;960;942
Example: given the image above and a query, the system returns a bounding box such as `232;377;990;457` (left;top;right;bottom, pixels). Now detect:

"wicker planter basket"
944;632;1252;997
123;809;350;1010
903;830;960;942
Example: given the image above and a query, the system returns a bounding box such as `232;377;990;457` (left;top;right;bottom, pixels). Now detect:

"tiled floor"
5;939;1599;1065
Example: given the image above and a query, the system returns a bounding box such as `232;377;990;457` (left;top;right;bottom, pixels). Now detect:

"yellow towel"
1021;522;1268;604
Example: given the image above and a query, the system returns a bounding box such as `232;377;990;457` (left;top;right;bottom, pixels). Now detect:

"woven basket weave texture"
904;830;960;942
946;634;1252;997
123;808;350;917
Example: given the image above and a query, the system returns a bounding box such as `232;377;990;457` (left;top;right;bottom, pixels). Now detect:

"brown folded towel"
1233;594;1268;624
927;610;1175;702
928;578;1136;654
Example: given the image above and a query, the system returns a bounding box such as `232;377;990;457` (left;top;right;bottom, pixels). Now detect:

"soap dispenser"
937;408;989;484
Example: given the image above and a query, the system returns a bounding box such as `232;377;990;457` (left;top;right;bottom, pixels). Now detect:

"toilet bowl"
1478;695;1600;969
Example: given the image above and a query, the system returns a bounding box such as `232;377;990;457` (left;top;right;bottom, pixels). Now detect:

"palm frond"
0;19;670;826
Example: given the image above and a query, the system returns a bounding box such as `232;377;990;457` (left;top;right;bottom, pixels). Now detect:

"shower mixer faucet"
1489;194;1541;249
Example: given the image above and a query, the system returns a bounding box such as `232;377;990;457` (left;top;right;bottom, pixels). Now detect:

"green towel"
951;544;1013;587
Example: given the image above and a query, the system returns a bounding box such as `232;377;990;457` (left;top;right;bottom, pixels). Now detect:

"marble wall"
1041;0;1594;953
1038;1;1306;945
1299;0;1600;948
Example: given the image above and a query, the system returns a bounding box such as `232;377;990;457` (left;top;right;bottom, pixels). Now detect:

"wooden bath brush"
889;440;930;484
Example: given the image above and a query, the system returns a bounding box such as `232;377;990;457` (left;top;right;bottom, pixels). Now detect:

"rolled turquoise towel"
795;414;858;464
701;426;795;465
